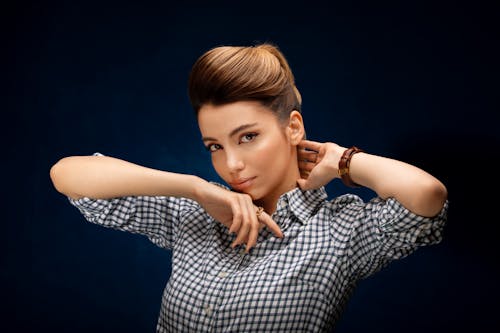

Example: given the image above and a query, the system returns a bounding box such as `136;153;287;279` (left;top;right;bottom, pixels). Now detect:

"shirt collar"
275;186;328;224
210;181;328;225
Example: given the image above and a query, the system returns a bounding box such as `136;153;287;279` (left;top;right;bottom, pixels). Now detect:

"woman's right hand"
194;182;283;252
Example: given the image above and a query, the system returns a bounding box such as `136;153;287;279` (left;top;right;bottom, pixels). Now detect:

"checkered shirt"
68;180;448;332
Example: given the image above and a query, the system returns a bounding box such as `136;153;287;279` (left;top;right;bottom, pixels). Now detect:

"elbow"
432;178;448;206
415;178;448;217
50;157;78;198
50;158;66;194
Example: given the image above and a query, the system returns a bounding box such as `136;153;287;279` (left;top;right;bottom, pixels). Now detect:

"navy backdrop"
4;1;499;332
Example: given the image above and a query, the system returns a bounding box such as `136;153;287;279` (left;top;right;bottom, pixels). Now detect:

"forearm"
349;152;448;217
50;155;203;200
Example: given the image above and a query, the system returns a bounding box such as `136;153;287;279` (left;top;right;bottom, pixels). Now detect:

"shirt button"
218;271;229;278
280;200;287;209
203;305;213;316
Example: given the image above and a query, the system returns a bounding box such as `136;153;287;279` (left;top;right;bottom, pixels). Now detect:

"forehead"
197;101;279;135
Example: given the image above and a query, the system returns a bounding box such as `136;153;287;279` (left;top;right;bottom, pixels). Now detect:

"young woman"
50;43;448;332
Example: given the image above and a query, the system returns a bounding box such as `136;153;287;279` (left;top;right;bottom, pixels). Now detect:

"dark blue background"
4;1;499;332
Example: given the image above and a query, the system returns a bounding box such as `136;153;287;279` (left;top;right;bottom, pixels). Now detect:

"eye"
206;143;222;152
240;133;258;144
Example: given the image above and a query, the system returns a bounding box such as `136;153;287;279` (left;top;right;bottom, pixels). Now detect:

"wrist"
186;175;207;201
338;146;364;187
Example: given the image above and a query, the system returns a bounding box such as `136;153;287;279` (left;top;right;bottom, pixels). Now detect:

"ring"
256;206;264;218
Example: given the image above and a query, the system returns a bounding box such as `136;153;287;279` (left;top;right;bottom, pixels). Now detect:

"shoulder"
326;193;365;215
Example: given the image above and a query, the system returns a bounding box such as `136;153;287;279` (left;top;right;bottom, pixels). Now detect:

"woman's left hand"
296;140;345;190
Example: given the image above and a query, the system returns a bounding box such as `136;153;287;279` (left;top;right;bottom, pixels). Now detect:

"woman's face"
198;101;302;205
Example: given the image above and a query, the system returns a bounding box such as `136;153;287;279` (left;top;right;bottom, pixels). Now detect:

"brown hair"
188;43;302;122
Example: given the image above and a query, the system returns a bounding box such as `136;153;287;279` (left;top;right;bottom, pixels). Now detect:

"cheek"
253;135;290;167
210;155;226;177
212;154;231;182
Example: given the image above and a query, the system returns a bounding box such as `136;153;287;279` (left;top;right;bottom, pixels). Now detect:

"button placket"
203;304;213;316
217;271;229;278
201;244;239;326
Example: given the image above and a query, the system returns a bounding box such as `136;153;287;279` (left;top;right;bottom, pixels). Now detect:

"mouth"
229;177;256;191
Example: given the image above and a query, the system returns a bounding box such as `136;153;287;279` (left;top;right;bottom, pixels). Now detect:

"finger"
246;221;259;252
296;178;312;190
298;150;318;162
297;173;324;190
298;140;323;152
231;196;251;248
298;160;316;172
232;219;250;248
229;201;243;234
258;211;283;238
244;201;261;252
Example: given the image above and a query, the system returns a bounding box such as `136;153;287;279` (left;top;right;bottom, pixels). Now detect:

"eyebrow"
202;123;258;142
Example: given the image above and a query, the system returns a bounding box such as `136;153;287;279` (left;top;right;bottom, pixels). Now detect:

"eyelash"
205;132;259;153
240;132;258;143
206;143;221;152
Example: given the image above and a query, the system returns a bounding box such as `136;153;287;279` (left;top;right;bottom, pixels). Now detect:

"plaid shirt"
69;179;447;332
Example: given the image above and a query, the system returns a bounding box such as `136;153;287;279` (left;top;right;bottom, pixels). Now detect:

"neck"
254;160;300;215
255;181;298;215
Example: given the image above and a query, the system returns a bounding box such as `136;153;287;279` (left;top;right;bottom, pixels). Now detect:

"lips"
229;177;256;191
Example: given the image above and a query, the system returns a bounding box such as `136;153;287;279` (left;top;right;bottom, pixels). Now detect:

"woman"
50;43;448;332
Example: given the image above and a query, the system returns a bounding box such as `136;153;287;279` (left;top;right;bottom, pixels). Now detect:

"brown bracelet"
338;146;364;187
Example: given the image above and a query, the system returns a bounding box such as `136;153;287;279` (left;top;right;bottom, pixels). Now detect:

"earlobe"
288;111;305;145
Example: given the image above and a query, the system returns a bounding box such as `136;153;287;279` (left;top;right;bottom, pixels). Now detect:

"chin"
233;187;265;201
235;188;257;199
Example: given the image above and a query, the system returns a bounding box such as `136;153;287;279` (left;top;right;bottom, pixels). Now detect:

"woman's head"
190;43;305;210
188;43;302;123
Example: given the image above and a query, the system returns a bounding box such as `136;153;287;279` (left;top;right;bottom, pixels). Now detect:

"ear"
286;111;305;146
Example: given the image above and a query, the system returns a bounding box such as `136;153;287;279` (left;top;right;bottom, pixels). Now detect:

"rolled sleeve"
378;198;447;248
68;194;182;250
346;196;448;280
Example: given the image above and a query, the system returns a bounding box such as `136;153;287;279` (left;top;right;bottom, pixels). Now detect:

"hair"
188;43;302;122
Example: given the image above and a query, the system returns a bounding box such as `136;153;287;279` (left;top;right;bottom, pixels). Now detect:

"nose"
225;149;245;173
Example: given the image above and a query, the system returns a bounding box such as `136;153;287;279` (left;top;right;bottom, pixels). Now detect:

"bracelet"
338;146;364;187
